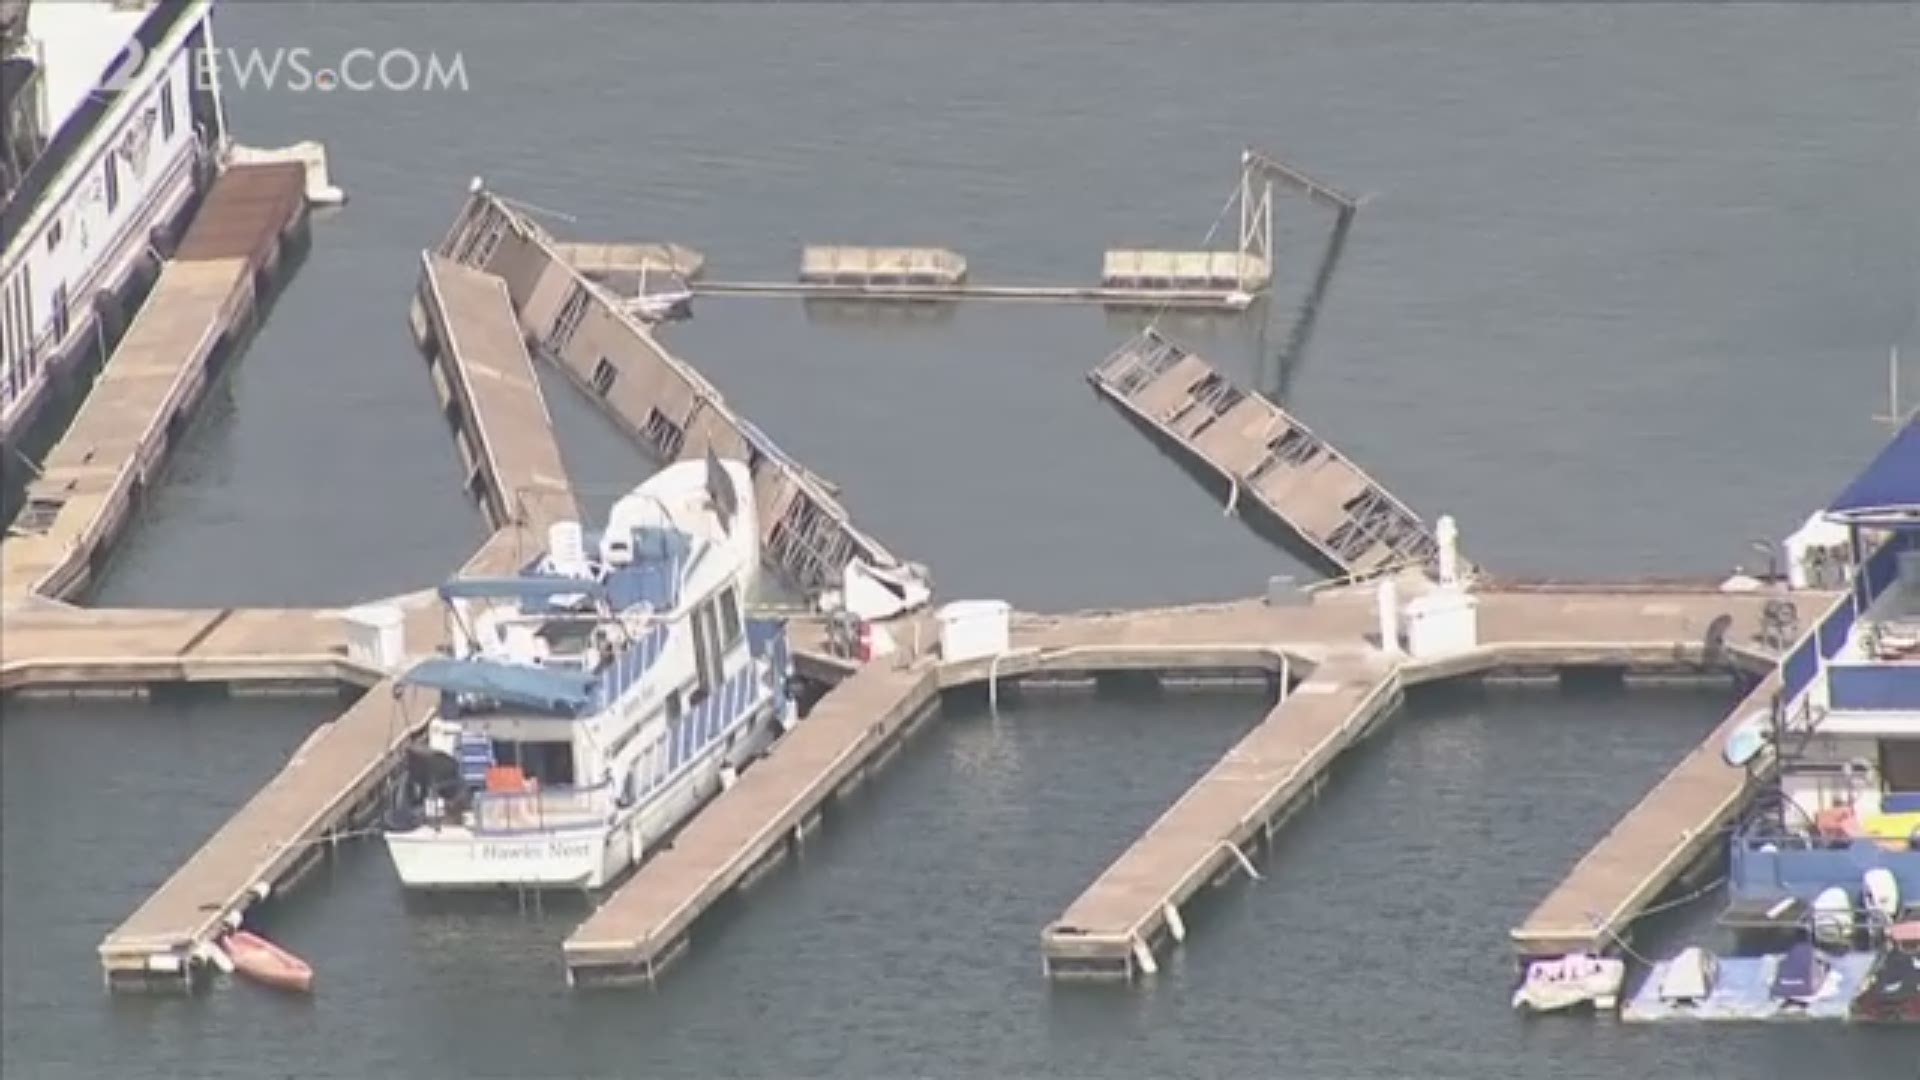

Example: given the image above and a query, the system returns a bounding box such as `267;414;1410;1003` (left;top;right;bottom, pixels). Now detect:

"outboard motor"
1864;868;1900;929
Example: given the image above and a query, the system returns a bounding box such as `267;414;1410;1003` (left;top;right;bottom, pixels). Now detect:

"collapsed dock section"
410;252;579;532
3;163;309;604
423;190;915;599
1089;328;1444;581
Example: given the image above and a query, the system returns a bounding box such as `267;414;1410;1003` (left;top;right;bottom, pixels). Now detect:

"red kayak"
223;930;313;993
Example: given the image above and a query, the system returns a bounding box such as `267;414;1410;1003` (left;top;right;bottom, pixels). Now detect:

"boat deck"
97;679;437;991
563;660;939;986
3;163;308;605
1042;655;1401;977
412;253;578;533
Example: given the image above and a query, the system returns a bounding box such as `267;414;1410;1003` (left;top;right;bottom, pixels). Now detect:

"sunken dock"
3;162;310;605
1090;327;1449;581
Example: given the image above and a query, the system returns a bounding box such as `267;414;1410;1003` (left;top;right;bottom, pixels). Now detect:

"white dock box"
1403;591;1479;659
938;600;1010;663
343;603;407;672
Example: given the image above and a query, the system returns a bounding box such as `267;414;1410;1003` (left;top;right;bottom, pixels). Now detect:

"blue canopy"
400;656;599;715
437;576;606;603
1828;417;1920;527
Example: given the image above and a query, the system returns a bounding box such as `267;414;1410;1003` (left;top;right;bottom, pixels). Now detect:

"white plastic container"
1403;591;1479;658
938;600;1011;663
343;604;406;672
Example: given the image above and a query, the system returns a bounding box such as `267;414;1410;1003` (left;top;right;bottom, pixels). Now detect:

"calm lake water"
5;4;1917;1077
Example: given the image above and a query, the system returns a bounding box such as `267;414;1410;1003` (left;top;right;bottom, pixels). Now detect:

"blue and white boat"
383;456;798;890
1729;417;1920;911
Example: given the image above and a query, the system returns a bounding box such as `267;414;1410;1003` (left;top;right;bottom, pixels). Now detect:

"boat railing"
471;781;613;834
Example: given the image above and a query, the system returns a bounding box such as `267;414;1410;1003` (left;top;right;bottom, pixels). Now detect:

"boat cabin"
1734;419;1920;903
394;513;759;833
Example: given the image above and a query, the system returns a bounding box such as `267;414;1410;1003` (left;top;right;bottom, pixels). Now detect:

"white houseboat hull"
385;693;788;891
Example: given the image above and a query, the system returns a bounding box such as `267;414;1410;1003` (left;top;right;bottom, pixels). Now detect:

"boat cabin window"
488;739;576;788
1883;741;1920;792
690;601;725;703
718;587;742;650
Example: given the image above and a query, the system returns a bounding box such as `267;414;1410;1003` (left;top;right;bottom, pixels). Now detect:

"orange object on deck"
485;765;526;793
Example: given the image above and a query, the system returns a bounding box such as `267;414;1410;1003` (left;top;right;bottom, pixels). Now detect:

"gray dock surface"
4;163;308;605
564;661;939;986
1090;328;1444;580
412;253;578;531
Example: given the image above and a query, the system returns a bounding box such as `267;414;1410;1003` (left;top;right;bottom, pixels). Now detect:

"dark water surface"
5;4;1917;1077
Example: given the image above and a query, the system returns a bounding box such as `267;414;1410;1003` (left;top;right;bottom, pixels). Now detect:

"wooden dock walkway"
691;280;1257;311
3;164;309;605
426;190;917;597
97;679;435;991
411;253;579;532
1043;655;1400;978
563;661;939;986
1089;328;1445;581
1509;671;1780;961
0;604;367;691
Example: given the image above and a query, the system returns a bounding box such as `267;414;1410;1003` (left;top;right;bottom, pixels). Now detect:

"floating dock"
799;245;966;286
554;241;707;281
6;166;1863;1006
564;661;940;986
2;163;309;605
1042;655;1399;978
428;189;916;595
0;604;379;692
97;679;434;991
411;252;579;531
691;280;1259;311
1090;328;1447;580
1509;670;1781;961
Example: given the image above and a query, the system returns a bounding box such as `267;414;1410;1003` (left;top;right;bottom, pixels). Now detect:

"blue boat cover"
1828;416;1920;526
437;576;607;603
400;657;598;714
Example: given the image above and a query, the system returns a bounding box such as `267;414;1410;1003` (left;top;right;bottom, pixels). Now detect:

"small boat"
1511;953;1625;1014
1721;710;1770;768
1810;886;1855;949
223;930;313;993
1772;942;1831;1006
1852;947;1920;1023
1657;946;1718;1006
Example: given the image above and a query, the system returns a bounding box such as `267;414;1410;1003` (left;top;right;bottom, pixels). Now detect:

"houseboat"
1728;417;1920;912
1;0;227;451
383;455;799;890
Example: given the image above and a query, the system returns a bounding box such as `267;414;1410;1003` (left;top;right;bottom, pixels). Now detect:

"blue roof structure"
400;657;599;716
1828;417;1920;527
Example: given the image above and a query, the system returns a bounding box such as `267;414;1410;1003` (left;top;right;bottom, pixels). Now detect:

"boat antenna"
1873;346;1916;429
